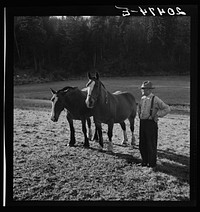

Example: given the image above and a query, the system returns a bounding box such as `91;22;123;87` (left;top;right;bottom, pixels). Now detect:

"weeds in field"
13;108;190;201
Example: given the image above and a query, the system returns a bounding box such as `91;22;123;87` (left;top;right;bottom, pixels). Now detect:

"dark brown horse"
50;86;98;148
85;72;137;152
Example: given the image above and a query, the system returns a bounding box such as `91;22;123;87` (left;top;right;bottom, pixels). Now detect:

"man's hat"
140;81;155;89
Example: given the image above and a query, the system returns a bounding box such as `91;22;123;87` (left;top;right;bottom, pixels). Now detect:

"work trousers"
139;119;158;167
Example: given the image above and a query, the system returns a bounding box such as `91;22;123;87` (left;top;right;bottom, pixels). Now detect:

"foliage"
14;16;190;77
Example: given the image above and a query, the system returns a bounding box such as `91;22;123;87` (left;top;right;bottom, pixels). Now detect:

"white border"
3;7;6;207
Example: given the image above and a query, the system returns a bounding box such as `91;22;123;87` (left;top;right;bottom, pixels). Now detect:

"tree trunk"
14;28;21;66
93;51;96;68
100;47;103;60
33;52;38;72
33;48;41;72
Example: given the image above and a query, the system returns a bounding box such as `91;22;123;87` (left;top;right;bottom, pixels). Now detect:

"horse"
50;86;98;148
85;72;137;152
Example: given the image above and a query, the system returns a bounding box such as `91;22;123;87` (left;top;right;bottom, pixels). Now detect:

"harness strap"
100;81;108;104
105;92;108;104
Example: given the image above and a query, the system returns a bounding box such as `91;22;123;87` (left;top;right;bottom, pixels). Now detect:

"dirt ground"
13;107;190;202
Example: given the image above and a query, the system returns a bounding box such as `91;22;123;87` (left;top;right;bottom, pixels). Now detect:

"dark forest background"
14;16;190;80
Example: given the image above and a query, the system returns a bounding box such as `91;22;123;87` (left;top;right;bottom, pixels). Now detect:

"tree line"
14;16;190;78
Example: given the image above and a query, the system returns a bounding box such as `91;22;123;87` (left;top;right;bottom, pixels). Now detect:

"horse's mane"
100;81;106;89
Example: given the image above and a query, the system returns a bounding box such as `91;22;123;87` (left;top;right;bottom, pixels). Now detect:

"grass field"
13;76;191;203
14;76;190;105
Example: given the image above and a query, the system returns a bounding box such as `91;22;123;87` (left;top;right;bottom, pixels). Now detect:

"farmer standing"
138;81;170;171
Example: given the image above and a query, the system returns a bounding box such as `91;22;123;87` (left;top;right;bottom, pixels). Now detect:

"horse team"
50;72;137;152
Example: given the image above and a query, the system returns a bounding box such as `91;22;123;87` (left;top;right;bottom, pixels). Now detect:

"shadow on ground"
90;144;189;183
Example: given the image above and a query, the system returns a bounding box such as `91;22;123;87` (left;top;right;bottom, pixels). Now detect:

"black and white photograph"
3;5;197;206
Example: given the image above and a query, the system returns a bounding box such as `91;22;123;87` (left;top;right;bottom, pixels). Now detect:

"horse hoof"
131;136;136;146
83;144;90;148
121;142;128;147
108;149;114;154
99;144;103;151
107;142;113;152
99;148;103;152
131;142;135;147
68;143;75;147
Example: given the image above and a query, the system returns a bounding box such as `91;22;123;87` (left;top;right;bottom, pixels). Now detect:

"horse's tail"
131;101;137;119
126;92;137;118
127;94;137;138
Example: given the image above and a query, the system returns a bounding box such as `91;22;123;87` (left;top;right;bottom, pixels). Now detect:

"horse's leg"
86;117;92;140
128;113;136;147
107;120;114;152
82;119;90;148
120;122;128;146
92;117;99;142
93;127;99;142
66;113;76;146
95;121;103;150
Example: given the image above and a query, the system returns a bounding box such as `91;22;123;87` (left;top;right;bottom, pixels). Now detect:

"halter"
88;80;108;104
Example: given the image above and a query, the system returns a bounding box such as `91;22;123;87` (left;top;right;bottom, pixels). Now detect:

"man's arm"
156;97;171;118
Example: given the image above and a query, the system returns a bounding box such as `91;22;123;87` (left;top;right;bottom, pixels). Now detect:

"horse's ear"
81;87;88;92
95;72;99;80
63;89;69;93
50;88;56;95
63;86;77;93
87;72;92;79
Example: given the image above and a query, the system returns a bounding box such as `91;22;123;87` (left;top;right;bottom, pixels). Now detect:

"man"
138;81;170;171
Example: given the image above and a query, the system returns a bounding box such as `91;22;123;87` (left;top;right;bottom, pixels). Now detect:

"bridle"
87;80;108;104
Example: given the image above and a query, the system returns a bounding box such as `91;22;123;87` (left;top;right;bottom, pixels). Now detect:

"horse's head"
50;88;65;122
50;86;77;122
85;72;101;108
